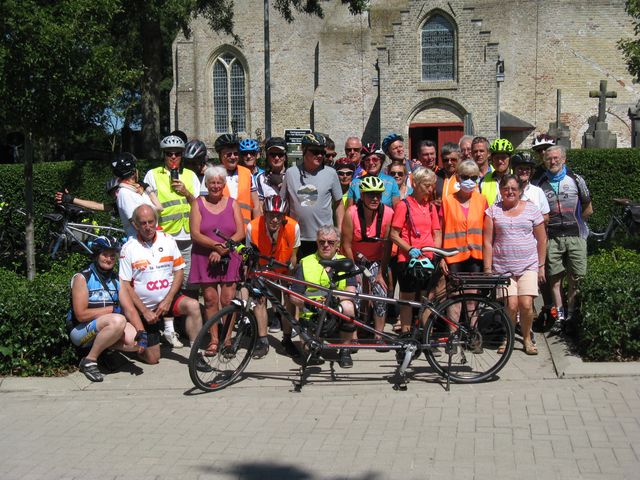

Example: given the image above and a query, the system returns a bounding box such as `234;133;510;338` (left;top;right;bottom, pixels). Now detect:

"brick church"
170;0;637;158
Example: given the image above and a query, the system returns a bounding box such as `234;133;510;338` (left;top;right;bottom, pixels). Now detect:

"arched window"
421;14;455;81
212;53;246;133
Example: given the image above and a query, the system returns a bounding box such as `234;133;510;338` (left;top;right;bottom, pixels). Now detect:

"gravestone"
583;80;617;148
548;89;571;149
628;99;640;148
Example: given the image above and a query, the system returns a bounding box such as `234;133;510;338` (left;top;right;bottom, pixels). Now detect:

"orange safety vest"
223;165;253;227
249;216;298;273
442;191;486;264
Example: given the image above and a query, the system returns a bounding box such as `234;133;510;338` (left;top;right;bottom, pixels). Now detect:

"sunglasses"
318;239;337;246
325;152;337;159
337;170;353;177
268;151;286;158
389;171;405;177
460;175;479;181
307;149;325;156
345;147;360;152
165;151;182;158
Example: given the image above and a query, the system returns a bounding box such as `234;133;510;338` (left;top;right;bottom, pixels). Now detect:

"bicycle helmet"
105;177;120;195
511;152;536;168
359;175;385;193
360;143;383;159
531;133;556;150
239;138;260;152
489;138;514;154
214;133;239;152
111;152;137;179
159;135;185;151
381;133;404;154
334;157;355;171
183;139;207;160
263;195;288;214
90;235;121;254
406;257;435;282
301;132;326;149
265;136;286;152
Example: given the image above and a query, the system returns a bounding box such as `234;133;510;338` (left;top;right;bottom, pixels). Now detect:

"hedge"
578;247;640;361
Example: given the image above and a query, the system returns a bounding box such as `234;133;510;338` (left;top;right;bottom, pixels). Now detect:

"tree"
620;0;640;80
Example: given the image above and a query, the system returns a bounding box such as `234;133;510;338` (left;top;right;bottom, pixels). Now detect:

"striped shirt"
486;201;544;276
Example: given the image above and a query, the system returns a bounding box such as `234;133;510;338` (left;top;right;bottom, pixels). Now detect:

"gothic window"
421;14;455;82
212;53;246;133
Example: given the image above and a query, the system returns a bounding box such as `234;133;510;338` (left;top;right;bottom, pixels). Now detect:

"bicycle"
45;203;125;259
188;231;514;393
588;198;640;243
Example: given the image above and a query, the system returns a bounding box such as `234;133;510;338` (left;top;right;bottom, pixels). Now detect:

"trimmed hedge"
578;247;640;361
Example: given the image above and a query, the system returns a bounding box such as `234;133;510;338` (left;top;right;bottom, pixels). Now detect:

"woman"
67;236;138;382
334;157;355;206
390;167;442;333
483;175;547;355
388;163;411;200
255;137;288;204
341;176;393;340
189;166;245;356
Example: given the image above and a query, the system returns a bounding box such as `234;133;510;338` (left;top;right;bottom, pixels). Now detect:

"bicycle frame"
50;219;125;258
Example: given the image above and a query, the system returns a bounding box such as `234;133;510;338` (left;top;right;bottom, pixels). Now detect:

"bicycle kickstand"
393;344;416;391
445;341;454;393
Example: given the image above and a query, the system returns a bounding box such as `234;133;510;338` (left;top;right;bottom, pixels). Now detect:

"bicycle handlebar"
213;228;291;271
421;246;459;257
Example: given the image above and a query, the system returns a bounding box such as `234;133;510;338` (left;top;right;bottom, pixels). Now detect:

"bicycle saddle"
44;213;63;222
319;258;356;272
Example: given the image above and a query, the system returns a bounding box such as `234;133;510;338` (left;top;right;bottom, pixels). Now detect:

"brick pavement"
1;335;639;480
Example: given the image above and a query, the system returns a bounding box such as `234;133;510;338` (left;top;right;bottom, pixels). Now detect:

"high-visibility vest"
223;165;253;226
249;216;297;273
299;253;347;300
480;171;500;206
442;191;486;264
152;167;198;235
441;175;459;198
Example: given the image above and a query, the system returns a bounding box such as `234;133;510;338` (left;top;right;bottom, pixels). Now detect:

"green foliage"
578;247;640;361
0;254;89;375
619;0;640;80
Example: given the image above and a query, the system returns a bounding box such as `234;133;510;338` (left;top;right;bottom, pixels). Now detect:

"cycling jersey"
537;169;590;239
347;204;393;262
119;232;185;309
67;263;119;329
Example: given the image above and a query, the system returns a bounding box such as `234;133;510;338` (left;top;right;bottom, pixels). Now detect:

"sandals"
497;340;507;355
524;341;538;356
204;341;218;357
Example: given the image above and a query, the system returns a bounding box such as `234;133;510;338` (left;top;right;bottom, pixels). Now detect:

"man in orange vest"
245;195;301;359
214;134;261;228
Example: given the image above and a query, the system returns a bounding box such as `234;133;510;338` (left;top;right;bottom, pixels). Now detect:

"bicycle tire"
188;304;258;392
423;295;514;384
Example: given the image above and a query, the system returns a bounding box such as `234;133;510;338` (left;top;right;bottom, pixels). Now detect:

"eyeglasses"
307;149;325;157
318;239;337;246
389;171;405;177
337;170;353;177
345;147;360;153
460;175;479;181
364;156;380;163
165;151;182;158
268;151;286;158
223;151;238;158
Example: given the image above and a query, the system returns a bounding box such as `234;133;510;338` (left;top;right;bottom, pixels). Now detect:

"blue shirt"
347;172;400;207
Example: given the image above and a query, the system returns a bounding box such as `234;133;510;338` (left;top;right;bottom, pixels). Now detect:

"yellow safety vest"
299;253;347;300
152;167;198;235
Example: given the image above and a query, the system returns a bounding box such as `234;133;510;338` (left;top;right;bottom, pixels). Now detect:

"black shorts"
141;293;188;346
448;258;483;274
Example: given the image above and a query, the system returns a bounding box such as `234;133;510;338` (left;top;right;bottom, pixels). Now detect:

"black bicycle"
188;232;515;393
589;198;640;244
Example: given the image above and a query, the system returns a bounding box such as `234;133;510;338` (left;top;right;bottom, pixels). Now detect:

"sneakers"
195;355;213;372
281;337;300;358
252;342;269;359
338;349;353;369
79;357;104;382
268;313;281;333
163;331;183;348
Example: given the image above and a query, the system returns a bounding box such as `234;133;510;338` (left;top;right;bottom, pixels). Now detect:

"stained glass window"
421;15;455;81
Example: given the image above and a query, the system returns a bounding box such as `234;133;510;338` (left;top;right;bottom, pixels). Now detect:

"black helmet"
214;133;239;152
301;132;326;149
265;137;287;152
511;152;536;168
111;152;137;179
183;139;207;161
90;235;121;255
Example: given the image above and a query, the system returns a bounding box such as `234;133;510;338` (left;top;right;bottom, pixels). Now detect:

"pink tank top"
348;204;393;261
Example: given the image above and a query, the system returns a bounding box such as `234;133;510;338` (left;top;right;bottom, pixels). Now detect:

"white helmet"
160;135;185;151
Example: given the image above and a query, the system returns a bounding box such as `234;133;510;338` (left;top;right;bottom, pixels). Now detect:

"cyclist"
459;135;474;161
480;138;514;206
67;236;138;382
245;195;301;358
435;142;461;207
239;138;264;179
531;133;557;183
182;139;211;196
55;178;119;213
471;136;492;180
334;157;355;206
256;137;288;204
112;153;163;238
290;225;358;368
143;135;201;347
390;167;442;333
347;143;400;208
341;176;393;342
324;135;338;167
511;152;550;222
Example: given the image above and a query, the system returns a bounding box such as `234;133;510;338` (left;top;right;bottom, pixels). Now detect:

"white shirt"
119;232;185;310
522;183;550;215
116;184;155;238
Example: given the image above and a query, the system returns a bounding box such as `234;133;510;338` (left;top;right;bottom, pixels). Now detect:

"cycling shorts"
69;319;99;348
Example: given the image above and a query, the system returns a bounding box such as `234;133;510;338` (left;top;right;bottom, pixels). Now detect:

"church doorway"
409;123;463;166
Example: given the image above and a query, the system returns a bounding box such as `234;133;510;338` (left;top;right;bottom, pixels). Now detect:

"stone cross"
589;80;617;123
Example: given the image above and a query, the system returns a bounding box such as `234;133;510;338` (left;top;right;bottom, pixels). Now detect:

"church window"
212;53;246;133
421;14;455;81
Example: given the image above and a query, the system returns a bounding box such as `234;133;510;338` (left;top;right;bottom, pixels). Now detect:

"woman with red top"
390;167;442;333
342;175;393;339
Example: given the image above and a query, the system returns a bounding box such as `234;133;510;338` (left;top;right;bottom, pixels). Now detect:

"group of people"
63;128;592;381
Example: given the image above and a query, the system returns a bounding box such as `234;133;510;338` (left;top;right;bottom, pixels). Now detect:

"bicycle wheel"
423;295;514;383
188;304;258;392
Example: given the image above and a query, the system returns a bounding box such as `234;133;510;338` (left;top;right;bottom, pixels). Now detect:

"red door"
409;123;464;167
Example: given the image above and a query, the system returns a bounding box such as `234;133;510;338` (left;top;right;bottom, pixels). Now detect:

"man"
214;134;261;227
416;140;438;171
537;146;593;334
471;136;492;180
239;138;264;179
119;205;210;371
435;142;461;204
324;135;338;167
459;135;474;161
246;195;301;359
511;152;550;222
256;136;288;203
531;133;557;183
480;138;514;206
382;132;412;180
344;136;362;166
346;144;400;207
182;139;210;196
281;132;345;258
290;225;357;368
143;134;201;347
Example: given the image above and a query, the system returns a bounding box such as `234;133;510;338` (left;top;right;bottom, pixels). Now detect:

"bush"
0;254;89;375
578;247;640;361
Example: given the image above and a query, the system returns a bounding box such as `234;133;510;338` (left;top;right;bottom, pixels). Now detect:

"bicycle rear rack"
447;272;510;299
